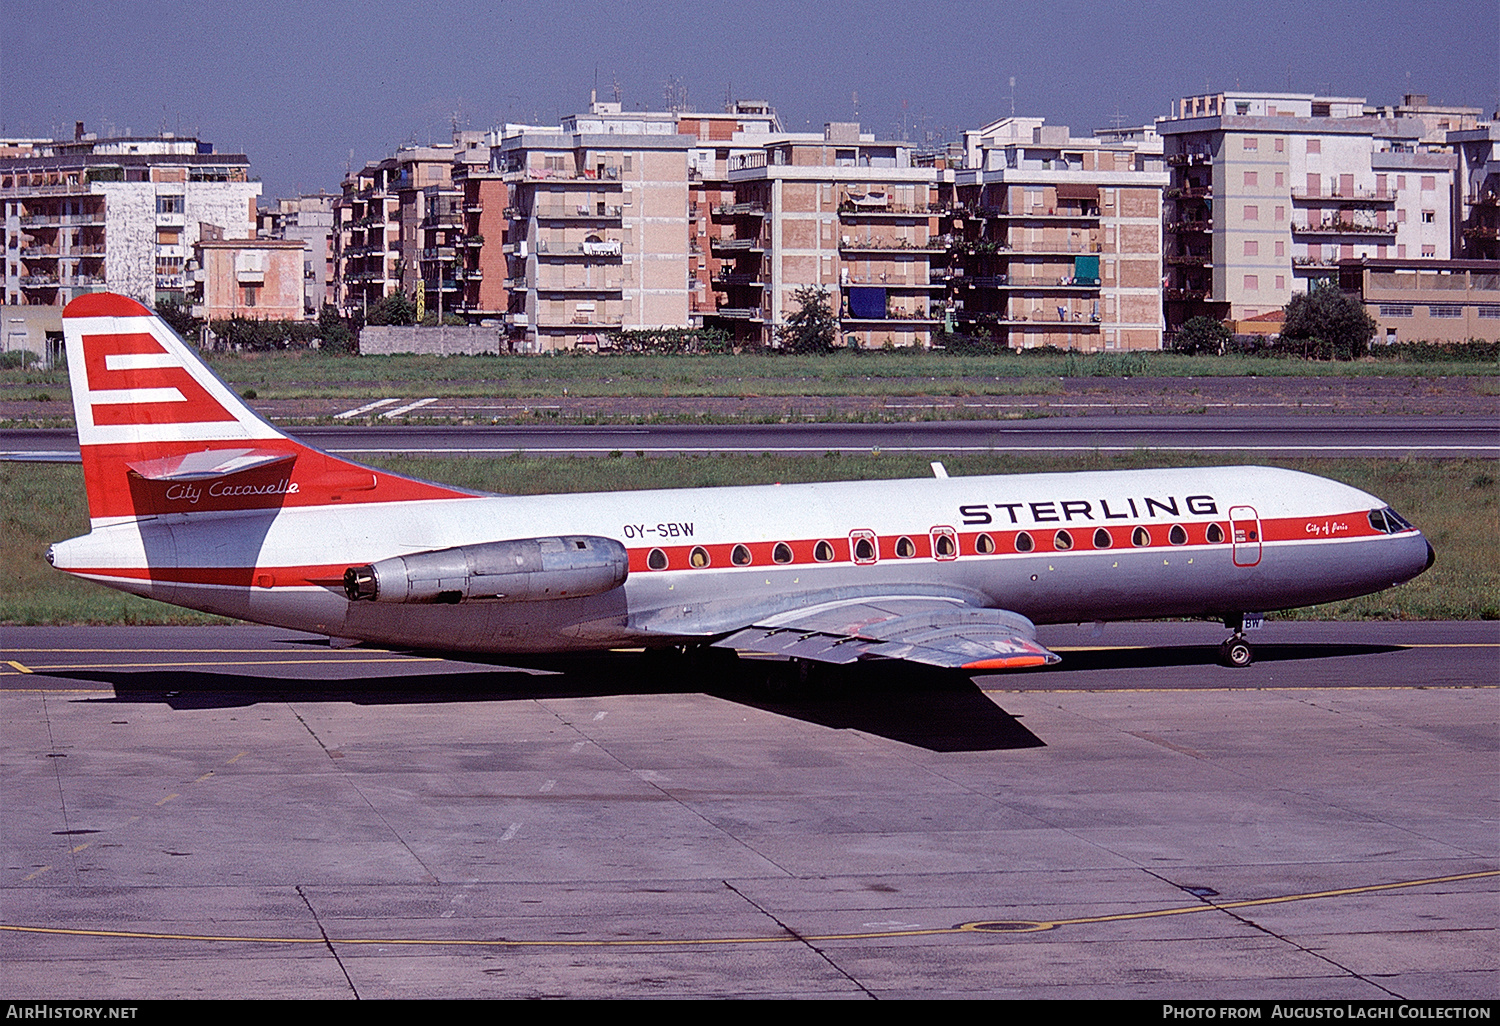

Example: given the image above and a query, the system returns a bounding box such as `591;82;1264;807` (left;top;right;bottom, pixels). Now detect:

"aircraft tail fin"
62;293;474;525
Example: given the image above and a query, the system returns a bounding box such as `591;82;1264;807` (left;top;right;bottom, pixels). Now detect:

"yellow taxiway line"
2;868;1494;950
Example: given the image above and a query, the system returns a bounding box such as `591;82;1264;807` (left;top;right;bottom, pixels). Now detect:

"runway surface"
2;621;1495;999
4;413;1498;462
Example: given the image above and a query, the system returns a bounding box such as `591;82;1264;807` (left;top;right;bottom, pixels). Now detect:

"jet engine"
344;535;628;604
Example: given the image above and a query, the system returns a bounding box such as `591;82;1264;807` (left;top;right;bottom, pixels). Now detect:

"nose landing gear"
1218;613;1256;668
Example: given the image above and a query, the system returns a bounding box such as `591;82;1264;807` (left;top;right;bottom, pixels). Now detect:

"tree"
1278;283;1376;360
366;291;416;326
155;299;202;342
1173;315;1232;355
318;304;355;353
775;285;837;353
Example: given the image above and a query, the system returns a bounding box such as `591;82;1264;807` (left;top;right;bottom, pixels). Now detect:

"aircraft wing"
711;596;1059;671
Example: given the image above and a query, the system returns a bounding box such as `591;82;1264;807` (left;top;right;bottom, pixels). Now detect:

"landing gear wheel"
1219;637;1254;668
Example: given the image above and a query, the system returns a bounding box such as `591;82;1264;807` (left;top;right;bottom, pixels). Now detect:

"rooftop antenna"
1009;76;1016;117
852;90;859;120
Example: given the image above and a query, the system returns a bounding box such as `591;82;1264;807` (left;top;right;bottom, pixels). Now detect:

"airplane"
46;292;1435;675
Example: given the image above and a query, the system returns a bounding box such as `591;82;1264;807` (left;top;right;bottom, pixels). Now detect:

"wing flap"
714;597;1059;671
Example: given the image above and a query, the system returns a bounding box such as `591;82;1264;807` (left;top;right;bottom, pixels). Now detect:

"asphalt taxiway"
2;621;1495;999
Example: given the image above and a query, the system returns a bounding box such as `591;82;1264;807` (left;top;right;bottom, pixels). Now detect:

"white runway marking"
334;398;399;419
380;398;440;418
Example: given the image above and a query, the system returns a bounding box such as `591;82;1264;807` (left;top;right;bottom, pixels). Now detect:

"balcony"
1166;186;1213;200
711;237;765;254
534;205;623;221
1290;220;1396;237
710;273;765;289
1164;288;1212;302
534;280;625;294
837;203;934;219
838;239;946;254
510;166;623;183
711;202;767;219
1166;152;1213;167
535;239;624;258
1290;188;1395;205
841;310;941;323
951;275;1102;289
712;307;763;321
1166;253;1212;266
1166;220;1212;234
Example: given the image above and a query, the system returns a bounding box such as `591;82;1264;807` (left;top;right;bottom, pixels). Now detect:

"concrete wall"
359;324;503;355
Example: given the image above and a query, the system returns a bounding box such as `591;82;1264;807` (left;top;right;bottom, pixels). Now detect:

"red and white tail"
63;293;473;526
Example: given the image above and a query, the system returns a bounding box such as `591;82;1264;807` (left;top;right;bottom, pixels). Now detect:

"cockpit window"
1368;507;1414;534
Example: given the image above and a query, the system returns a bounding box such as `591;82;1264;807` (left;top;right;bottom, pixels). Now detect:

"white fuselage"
50;465;1434;654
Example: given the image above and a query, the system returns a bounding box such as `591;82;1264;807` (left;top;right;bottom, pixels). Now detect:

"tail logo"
84;331;237;427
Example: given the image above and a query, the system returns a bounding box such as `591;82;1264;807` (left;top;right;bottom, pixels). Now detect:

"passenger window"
1132;526;1151;547
813;540;835;562
1206;523;1225;544
850;530;877;563
772;542;794;564
1014;531;1034;553
689;546;710;568
731;544;752;566
1093;528;1113;549
931;528;957;559
647;548;668;570
1054;530;1073;551
1168;524;1188;546
975;533;996;554
894;536;916;558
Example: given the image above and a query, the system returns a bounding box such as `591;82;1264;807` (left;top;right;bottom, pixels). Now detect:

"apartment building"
716;122;950;348
1;124;258;308
496;102;693;351
259;192;336;315
449;134;510;323
1453;123;1499;261
1159;91;1463;328
676;101;781;326
945;117;1167;350
333;144;460;319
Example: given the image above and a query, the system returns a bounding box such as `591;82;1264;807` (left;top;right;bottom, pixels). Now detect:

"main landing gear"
1218;613;1254;668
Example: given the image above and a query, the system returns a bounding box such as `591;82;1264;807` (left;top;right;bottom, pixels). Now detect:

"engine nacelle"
344;535;628;604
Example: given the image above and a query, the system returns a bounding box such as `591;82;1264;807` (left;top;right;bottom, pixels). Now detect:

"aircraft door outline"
1229;505;1262;567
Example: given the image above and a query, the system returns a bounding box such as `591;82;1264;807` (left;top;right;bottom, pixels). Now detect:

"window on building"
1421;176;1436;191
1244;275;1258;290
1306;139;1321;154
1243;137;1258;151
1244;205;1258;221
1244;240;1259;256
1275;205;1285;221
1275;275;1285;289
242;286;258;307
1244;171;1258;187
1275;138;1284;152
156;195;184;214
1379;305;1414;317
1422;245;1436;257
1275;241;1285;256
1476;305;1500;319
1429;304;1461;317
1422;211;1435;223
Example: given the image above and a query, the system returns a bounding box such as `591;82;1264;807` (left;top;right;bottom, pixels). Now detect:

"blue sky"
3;0;1494;200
